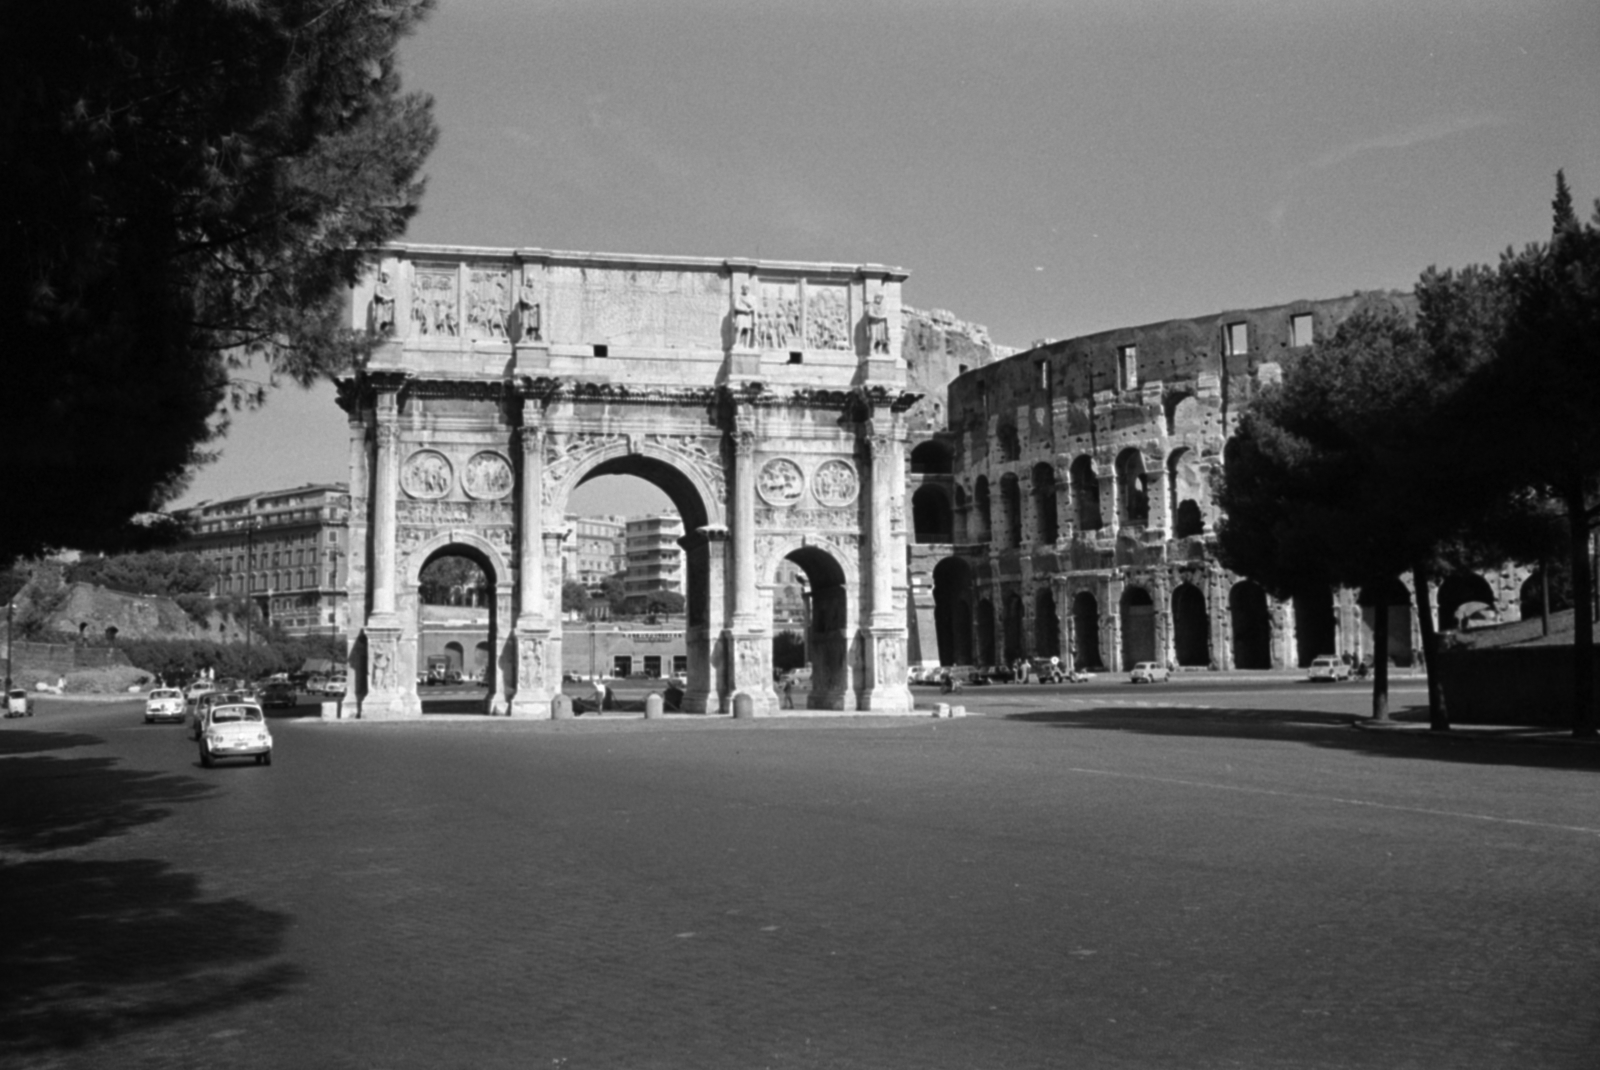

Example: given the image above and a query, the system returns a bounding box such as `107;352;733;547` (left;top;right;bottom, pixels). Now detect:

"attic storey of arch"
0;0;438;568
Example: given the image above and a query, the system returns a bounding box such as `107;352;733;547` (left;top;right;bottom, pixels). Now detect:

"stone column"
337;415;371;720
683;525;728;713
858;431;913;712
511;424;554;718
731;429;757;627
361;400;408;718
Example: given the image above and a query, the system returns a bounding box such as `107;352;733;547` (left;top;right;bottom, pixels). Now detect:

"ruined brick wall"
920;290;1528;673
900;306;1016;436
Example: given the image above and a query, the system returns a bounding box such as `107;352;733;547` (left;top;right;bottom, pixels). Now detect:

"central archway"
772;544;856;709
401;532;514;715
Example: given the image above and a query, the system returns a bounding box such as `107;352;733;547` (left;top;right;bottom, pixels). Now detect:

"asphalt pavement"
2;683;1597;1069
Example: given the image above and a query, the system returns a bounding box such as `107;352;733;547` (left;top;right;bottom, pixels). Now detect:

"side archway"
1120;585;1156;669
1229;580;1272;669
1172;582;1209;667
1071;591;1102;669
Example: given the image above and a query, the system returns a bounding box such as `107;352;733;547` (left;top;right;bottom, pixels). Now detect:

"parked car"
6;688;34;718
259;681;298;709
1129;662;1171;684
1307;655;1352;682
198;703;273;767
184;681;213;701
322;674;348;697
304;674;328;694
144;687;186;724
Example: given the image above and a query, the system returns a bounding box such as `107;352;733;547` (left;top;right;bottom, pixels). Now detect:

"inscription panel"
545;266;725;348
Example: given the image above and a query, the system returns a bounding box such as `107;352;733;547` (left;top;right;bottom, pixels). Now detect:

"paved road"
3;686;1596;1069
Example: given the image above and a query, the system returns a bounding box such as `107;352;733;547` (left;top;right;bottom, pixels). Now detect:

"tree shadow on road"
0;726;304;1057
1006;705;1600;772
0;857;303;1057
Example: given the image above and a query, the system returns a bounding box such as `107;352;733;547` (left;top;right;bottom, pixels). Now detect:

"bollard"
551;694;574;719
320;700;340;721
935;703;950;719
644;693;664;719
732;692;755;719
951;705;966;718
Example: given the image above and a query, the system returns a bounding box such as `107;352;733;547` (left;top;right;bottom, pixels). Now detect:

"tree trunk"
1566;479;1595;738
1413;560;1449;732
1371;594;1390;722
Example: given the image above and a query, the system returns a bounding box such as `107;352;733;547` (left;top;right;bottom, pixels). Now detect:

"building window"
1291;313;1314;348
1225;322;1249;356
1118;345;1138;390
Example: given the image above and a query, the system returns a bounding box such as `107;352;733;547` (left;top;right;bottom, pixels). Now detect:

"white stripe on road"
1064;767;1600;837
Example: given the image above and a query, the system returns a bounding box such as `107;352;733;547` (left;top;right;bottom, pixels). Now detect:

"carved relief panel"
410;265;459;338
756;281;801;350
462;451;514;500
757;457;805;507
465;267;512;342
400;450;453;499
804;284;851;350
811;459;859;507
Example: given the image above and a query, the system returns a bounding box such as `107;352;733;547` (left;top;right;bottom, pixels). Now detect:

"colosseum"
904;292;1537;675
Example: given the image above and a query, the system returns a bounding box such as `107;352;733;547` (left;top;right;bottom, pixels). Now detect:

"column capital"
519;425;545;457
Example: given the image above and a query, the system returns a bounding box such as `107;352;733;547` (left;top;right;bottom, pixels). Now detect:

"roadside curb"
1351;718;1600;748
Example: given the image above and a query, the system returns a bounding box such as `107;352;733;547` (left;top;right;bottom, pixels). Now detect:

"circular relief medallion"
756;457;805;507
811;459;860;507
462;451;514;500
400;449;454;500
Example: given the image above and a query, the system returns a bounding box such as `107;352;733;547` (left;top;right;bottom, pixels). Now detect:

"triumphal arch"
335;244;918;718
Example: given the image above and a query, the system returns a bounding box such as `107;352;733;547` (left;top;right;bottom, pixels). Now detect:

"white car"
6;688;33;717
198;703;274;767
1129;662;1170;684
1307;655;1352;682
144;687;186;724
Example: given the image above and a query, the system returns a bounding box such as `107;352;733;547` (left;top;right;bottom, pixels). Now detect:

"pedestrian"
782;676;795;708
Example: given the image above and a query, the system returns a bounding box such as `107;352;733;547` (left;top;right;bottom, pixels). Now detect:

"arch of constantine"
336;244;918;718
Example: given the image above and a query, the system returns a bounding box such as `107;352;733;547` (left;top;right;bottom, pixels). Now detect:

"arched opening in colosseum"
997;423;1021;462
1003;592;1025;663
1437;571;1496;630
1229;580;1272;669
976;597;997;665
1165;393;1199;437
1167;447;1205;538
1119;586;1156;669
1359;578;1414;667
933;557;974;666
974;476;992;542
1115;448;1150;528
1032;463;1059;544
910;440;953;474
1293;584;1337;667
912;484;953;543
1172;582;1210;667
1070;456;1102;531
1000;475;1022;549
1035;588;1059;662
1519;566;1571;620
1072;592;1102;669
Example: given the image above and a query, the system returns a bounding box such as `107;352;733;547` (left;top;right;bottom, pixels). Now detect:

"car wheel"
200;749;213;768
262;752;272;766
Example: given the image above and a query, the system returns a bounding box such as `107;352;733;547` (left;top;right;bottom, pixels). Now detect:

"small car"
189;690;246;739
1063;667;1094;683
259;681;298;709
1129;661;1170;684
198;703;273;767
1307;655;1352;682
6;688;34;718
144;687;186;723
322;674;348;696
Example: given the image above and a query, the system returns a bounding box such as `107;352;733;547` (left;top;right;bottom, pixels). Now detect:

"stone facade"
910;292;1533;673
339;245;920;718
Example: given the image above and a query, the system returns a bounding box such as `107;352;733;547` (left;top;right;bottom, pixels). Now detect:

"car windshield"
151;689;182;699
8;690;25;700
211;706;263;723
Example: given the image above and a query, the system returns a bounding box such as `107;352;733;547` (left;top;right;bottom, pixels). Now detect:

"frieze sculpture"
516;275;541;342
867;293;890;354
463;451;514;500
648;434;726;504
369;270;396;334
400;450;453;500
396;499;514;526
517;635;543;689
735;638;764;684
411;269;459;337
466;270;510;341
804;287;849;350
542;433;625;505
757;291;799;350
755;506;857;531
370;642;397;692
876;635;902;685
733;284;756;348
811;459;859;507
757;457;805;507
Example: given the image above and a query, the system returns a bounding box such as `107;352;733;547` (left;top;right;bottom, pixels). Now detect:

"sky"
174;0;1600;515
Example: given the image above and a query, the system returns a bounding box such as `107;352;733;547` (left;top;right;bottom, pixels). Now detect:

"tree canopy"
0;0;438;568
